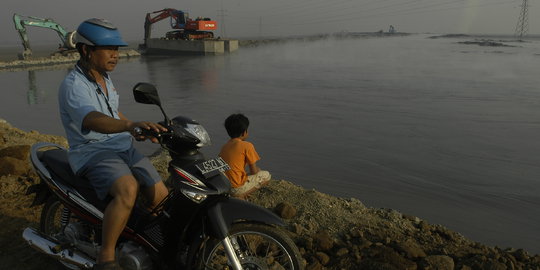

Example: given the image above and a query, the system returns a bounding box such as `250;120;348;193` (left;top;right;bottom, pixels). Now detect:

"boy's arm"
245;141;262;175
248;163;261;175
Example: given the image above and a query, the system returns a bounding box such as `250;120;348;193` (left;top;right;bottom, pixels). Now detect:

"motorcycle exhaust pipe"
22;227;94;269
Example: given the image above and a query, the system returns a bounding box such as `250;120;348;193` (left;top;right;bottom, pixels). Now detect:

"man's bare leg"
98;175;139;263
143;181;169;211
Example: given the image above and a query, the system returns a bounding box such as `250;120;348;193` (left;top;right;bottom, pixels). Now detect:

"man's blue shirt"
58;63;132;173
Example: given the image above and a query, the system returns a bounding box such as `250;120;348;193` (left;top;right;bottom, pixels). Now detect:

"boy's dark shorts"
77;147;161;200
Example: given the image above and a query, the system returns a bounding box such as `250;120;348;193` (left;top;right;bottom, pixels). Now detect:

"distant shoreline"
2;32;538;63
0;32;405;63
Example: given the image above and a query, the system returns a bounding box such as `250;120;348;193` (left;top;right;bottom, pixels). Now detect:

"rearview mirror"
133;82;161;106
133;82;171;125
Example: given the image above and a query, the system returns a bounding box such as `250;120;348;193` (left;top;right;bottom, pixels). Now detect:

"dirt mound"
1;119;539;270
0;120;68;270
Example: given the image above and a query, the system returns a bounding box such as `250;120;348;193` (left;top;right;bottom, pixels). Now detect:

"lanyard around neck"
95;86;115;117
75;63;115;117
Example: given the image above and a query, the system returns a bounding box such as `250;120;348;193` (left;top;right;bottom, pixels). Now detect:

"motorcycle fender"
207;198;284;239
26;181;50;207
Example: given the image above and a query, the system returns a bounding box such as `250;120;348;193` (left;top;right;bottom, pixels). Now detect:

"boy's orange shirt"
219;138;260;188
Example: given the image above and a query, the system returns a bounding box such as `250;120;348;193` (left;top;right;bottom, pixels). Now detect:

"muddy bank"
0;49;140;72
0;119;539;270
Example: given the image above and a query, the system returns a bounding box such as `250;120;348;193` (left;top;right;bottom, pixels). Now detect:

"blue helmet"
75;18;128;47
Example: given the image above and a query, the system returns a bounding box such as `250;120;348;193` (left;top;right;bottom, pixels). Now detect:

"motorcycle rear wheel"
41;197;66;234
41;197;80;270
202;223;304;270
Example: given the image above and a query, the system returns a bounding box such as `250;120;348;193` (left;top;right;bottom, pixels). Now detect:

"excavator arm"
142;8;217;45
143;8;188;43
13;13;76;59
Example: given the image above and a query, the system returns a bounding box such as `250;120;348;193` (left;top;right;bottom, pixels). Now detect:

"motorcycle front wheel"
202;223;304;270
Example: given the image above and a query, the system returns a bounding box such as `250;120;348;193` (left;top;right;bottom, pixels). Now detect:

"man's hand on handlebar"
129;121;168;143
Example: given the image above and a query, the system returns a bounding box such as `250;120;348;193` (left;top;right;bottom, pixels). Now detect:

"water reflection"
141;55;226;94
24;66;72;105
27;71;39;105
19;56;141;105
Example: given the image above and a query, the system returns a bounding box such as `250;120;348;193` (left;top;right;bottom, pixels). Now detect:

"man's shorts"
77;147;161;200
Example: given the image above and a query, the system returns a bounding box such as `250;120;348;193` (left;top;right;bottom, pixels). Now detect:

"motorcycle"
23;82;304;270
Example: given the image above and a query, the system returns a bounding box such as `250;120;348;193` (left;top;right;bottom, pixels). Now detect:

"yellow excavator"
13;13;77;60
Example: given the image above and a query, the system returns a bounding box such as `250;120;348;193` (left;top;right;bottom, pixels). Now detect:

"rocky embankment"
0;119;539;270
0;49;140;72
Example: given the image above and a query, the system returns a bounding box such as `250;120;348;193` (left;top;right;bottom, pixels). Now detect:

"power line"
248;0;513;28
248;0;453;17
224;0;519;35
257;0;450;21
259;16;263;38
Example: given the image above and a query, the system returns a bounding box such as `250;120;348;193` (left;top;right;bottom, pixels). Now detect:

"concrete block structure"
143;38;238;55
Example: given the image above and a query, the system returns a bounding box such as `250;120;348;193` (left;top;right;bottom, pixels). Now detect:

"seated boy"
219;114;271;197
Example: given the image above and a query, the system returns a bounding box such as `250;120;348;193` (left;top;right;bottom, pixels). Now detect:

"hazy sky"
2;0;537;46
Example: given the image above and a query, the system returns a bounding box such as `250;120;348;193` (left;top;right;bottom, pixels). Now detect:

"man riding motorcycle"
57;18;168;270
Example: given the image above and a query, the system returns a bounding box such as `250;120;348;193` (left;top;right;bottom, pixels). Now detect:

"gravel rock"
0;120;539;270
275;201;297;219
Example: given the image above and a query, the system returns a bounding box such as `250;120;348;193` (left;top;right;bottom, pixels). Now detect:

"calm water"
1;34;539;254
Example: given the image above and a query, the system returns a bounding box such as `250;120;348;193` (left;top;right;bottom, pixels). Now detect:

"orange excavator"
143;8;217;46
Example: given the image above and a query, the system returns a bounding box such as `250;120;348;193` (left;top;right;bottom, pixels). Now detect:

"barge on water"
141;8;238;55
140;38;238;56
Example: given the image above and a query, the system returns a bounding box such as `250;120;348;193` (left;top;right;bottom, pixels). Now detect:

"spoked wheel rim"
203;224;301;270
41;199;65;235
41;198;80;270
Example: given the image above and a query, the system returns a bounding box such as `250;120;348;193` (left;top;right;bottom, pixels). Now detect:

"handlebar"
133;122;203;152
133;127;173;139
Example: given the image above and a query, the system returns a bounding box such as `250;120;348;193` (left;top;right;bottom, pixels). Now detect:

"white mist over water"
1;34;539;254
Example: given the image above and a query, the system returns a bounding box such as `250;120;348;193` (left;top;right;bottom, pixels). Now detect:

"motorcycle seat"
38;148;157;230
40;148;109;210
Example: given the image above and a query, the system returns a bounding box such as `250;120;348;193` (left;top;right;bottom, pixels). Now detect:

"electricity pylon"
514;0;529;39
218;0;227;38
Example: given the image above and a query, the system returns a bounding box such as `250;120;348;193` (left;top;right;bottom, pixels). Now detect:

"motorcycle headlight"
185;123;211;147
181;190;208;203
